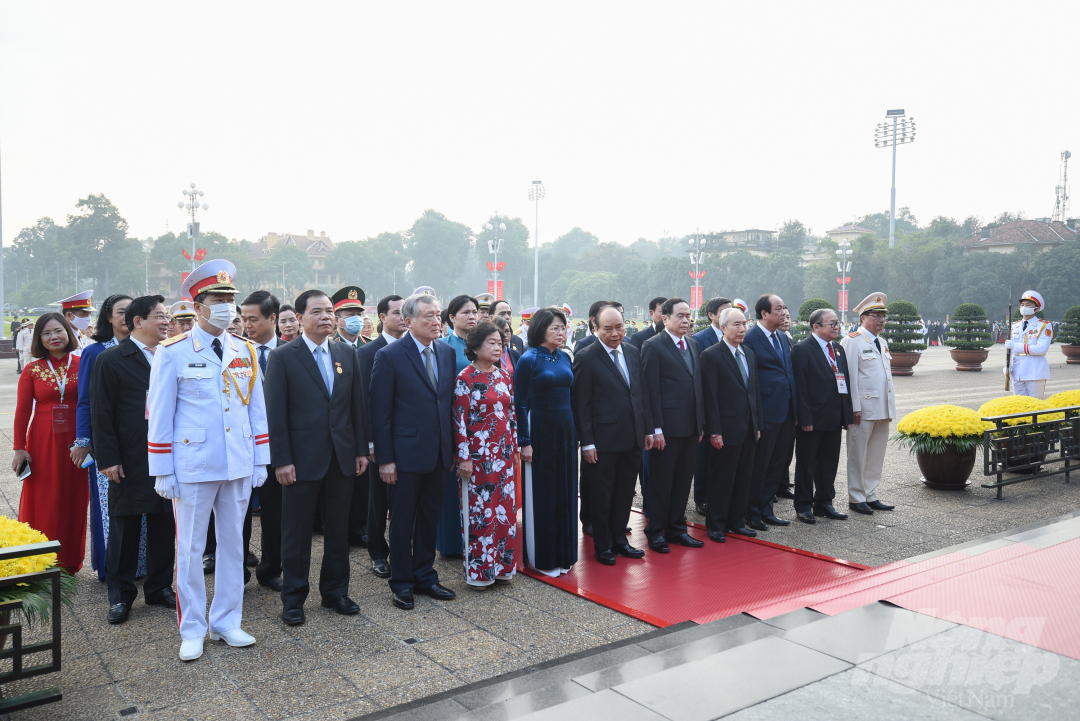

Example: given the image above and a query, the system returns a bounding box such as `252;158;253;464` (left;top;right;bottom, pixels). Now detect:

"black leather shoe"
595;549;616;566
281;608;305;626
748;519;768;532
614;544;645;559
648;536;670;554
415;583;456;601
707;531;726;543
245;551;259;567
259;577;284;593
392;589;414;610
695;502;708;515
146;589;177;609
582;524;594;537
867;500;895;511
813;503;848;520
672;533;704;548
625;527;632;534
849;502;874;515
202;554;215;575
776;487;796;500
107;603;130;624
371;558;391;579
729;527;757;538
321;596;360;615
797;511;816;524
763;515;790;526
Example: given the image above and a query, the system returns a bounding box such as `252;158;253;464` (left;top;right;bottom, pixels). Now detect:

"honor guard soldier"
58;290;94;354
475;292;495;323
1007;290;1052;399
331;286;367;349
840;293;896;515
169;300;197;338
147;259;270;661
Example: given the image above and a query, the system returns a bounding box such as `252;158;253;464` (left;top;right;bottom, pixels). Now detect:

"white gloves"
155;475;180;499
1004;339;1014;350
252;466;268;488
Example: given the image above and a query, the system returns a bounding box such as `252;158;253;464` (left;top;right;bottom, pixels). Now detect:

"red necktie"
827;343;837;369
678;339;685;351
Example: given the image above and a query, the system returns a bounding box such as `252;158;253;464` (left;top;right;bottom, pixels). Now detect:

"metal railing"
981;405;1080;499
0;540;63;713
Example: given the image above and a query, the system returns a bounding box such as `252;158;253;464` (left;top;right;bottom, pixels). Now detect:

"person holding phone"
12;312;89;572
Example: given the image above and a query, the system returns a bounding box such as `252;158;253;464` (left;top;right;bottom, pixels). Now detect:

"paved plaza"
0;345;1077;720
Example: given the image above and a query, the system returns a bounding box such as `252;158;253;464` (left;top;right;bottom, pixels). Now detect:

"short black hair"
588;300;612;330
294;289;329;315
648;297;668;312
447;295;480;329
660;297;688;317
705;297;732;317
377;294;404;318
464;321;501;362
125;295;166;331
527;307;568;349
92;294;133;343
755;293;778;320
809;308;835;328
609;301;624;312
241;290;280;321
489;300;512;317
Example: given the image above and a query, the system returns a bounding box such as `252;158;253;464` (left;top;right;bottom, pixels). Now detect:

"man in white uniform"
16;321;34;372
1007;290;1052;399
58;290;94;355
841;293;896;515
147;260;269;661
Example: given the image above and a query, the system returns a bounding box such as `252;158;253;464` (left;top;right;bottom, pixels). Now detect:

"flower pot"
889;351;922;376
949;348;990;371
1062;345;1080;365
917;444;976;489
1001;432;1048;474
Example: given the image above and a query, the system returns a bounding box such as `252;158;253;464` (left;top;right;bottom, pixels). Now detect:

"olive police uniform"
332;285;367;350
840;293;896;505
1008;290;1052;400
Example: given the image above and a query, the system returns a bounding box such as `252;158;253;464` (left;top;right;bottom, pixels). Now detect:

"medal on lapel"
221;341;259;405
335;361;342;375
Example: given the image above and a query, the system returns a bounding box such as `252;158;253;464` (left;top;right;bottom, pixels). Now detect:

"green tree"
273;244;313;299
406;210;473;298
777;220;809;253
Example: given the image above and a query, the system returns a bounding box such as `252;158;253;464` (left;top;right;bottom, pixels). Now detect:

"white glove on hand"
1004;339;1014;350
154;475;180;499
252;466;268;488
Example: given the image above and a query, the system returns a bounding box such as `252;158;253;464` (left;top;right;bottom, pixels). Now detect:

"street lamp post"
529;181;544;306
176;183;209;272
836;241;853;328
688;229;707;311
874;110;916;249
485;213;507;300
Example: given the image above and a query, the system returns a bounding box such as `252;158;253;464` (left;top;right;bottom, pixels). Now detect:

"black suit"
630;321;660;350
641;331;704;540
90;338;174;608
509;334;525;357
791;336;854;515
572;341;653;553
700;342;764;533
357;333;391;562
265;337;368;610
251;337;282;585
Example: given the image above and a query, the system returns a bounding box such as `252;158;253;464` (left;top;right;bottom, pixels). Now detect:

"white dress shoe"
209;628;256;647
179;638;204;661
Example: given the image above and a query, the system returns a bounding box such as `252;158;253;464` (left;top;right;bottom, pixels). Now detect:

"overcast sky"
1;1;1077;251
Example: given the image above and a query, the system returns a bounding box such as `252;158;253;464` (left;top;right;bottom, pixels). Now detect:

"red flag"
195;248;207;261
181;248;191;260
496;261;506;271
486;261;494;271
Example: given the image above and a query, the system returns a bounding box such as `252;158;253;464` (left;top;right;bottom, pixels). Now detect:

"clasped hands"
277;456;369;486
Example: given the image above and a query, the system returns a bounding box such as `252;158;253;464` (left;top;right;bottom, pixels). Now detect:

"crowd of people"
12;259;906;663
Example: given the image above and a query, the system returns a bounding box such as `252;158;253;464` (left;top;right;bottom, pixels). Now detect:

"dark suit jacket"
700;342;764;443
791;335;853;431
265;336;368;480
743;324;797;424
368;332;456;474
357;334;389;444
630;322;660;351
509;334;525;356
572;341;653;453
693;325;722;353
573;334;598;355
90;338;170;517
641;331;704;438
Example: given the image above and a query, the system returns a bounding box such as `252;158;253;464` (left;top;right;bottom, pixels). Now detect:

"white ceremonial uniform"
1010;318;1052;399
840;327;896;504
148;324;269;641
16;328;33;369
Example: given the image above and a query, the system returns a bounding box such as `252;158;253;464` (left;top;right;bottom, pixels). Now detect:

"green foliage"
0;573;77;629
1059;306;1080;345
793;298;835;341
890;432;983;456
406;210;474;298
882;300;927;352
944;303;994;349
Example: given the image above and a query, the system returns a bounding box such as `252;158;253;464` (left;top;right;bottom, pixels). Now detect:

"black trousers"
205;497;253;558
386;453;445;594
706;425;757;534
347;468;370;546
367;467;390;561
747;407;795;523
592;449;642;552
794;427;843;515
106;511;174;608
579;450;596;528
280;452;354;609
644;434;697;540
255;470;282;583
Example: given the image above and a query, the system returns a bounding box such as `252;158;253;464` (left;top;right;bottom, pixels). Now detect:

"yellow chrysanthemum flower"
0;517;57;579
896;405;994;438
978;396;1065;426
1045;389;1080;409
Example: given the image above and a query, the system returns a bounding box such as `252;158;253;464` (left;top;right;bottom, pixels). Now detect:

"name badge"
53;404;71;433
836;373;849;394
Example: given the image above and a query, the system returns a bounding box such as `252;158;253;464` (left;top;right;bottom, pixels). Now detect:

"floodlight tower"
1053;151;1071;223
874;110;916;248
176;183;209;272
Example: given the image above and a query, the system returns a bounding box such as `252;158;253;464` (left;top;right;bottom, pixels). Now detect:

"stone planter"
949;348;990;371
889;351;922;376
1062;345;1080;365
917;444;976;489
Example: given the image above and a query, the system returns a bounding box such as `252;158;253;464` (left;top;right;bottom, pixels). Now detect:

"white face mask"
68;315;91;330
200;302;234;330
1020;306;1036;317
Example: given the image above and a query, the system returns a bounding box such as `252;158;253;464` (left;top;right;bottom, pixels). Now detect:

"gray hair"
402;293;440;320
809;308;836;328
719;307;745;327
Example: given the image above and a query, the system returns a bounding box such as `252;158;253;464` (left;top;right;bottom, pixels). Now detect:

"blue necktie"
258;345;268;375
315;346;331;394
771;332;784;358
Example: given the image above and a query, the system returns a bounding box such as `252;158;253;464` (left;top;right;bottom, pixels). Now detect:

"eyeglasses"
821;322;840;328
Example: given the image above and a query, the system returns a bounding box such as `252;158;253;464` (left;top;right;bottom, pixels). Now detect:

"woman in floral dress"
453;322;518;588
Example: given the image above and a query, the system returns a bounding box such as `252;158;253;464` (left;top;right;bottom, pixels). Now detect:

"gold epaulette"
160;332;189;347
847;331;860;338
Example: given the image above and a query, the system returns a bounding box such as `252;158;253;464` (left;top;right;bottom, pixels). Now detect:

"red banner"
839;290;849;311
487;280;505;301
180;272;191;300
690;286;702;310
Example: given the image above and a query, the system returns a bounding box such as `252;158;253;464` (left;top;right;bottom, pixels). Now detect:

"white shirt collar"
724;339;742;357
712;324;724;341
302;334;330;355
665;328;686;346
411;333;433;354
861;326;878;341
814;333;833;356
255;335;278;349
381;331;400;345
